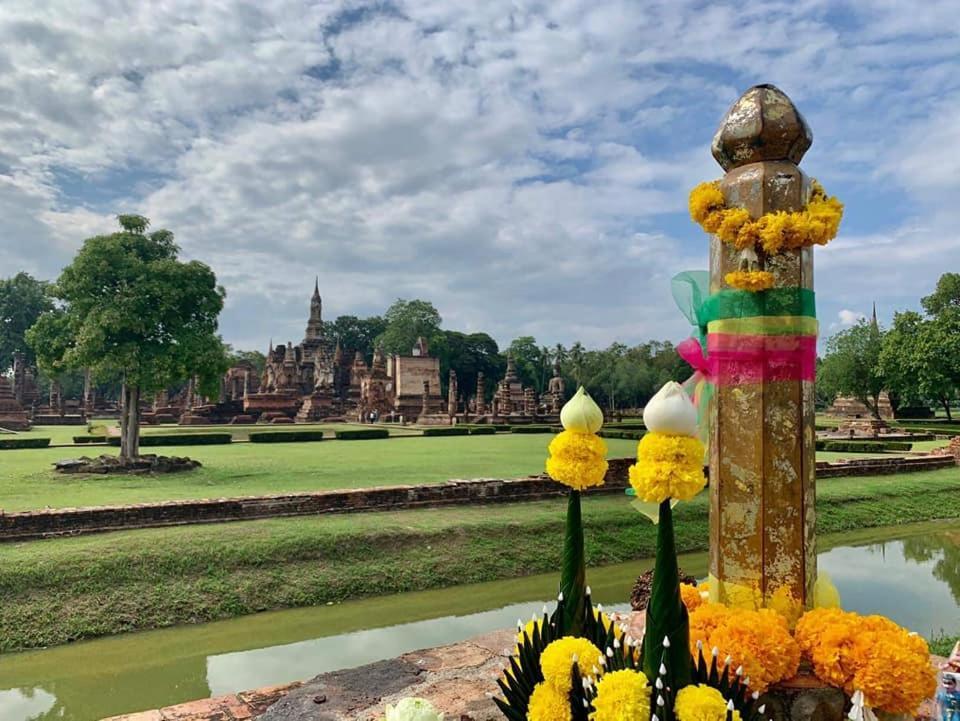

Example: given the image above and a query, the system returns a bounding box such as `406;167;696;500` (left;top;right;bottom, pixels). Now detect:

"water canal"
1;519;958;721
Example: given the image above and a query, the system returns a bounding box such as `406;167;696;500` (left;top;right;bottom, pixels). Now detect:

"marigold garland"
674;684;742;721
527;681;571;721
724;270;775;292
589;669;651;721
629;432;706;503
680;582;706;612
540;637;603;693
689;180;843;255
687;602;800;693
794;608;936;714
546;430;608;491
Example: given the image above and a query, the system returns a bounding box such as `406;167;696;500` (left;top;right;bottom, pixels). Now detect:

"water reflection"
0;520;957;721
0;690;55;721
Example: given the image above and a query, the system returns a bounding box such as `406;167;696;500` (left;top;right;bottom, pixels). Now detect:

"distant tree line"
819;272;960;420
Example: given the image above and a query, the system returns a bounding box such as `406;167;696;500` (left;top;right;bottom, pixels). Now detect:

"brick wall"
1;455;953;542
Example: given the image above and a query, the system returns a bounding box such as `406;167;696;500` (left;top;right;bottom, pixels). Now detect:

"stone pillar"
447;370;458;418
50;379;62;415
707;85;817;619
476;373;486;415
218;376;227;404
185;377;196;409
83;368;94;414
243;371;251;399
421;381;430;416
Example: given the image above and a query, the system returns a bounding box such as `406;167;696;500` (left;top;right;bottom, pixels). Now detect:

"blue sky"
1;0;957;352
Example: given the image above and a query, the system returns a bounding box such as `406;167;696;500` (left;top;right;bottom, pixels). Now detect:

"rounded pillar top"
711;84;812;171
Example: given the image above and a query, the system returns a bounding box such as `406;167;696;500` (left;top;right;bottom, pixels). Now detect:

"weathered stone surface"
52;454;201;475
258;631;514;721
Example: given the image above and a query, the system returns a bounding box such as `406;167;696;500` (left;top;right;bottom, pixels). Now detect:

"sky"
1;0;958;353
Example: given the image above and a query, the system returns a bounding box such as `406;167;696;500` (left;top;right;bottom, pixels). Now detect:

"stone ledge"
101;682;300;721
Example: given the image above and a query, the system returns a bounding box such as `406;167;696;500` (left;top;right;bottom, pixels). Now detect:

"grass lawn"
1;466;958;651
0;429;950;512
0;434;640;512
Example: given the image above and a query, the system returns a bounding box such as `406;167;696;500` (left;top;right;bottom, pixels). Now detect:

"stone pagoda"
0;374;31;430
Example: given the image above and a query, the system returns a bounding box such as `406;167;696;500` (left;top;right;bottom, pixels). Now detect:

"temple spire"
871;301;878;328
305;277;324;341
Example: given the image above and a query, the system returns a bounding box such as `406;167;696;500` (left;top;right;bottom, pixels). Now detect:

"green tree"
27;215;227;461
0;272;54;370
224;346;267;375
878;311;925;414
921;272;960;316
377;299;442;356
913;312;960;420
431;330;502;400
330;314;387;362
506;336;546;392
819;319;885;418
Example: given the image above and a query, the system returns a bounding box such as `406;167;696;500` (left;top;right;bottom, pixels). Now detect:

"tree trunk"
943;397;953;422
119;384;141;461
119;382;129;460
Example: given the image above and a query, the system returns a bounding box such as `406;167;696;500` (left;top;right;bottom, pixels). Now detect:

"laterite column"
708;85;817;620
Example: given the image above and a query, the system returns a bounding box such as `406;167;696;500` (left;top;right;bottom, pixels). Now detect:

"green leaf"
642;500;692;688
560;490;586;636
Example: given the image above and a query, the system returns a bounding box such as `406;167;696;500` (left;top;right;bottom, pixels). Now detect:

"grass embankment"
931;634;960;657
1;468;958;652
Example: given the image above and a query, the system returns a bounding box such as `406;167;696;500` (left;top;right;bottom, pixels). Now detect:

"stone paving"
101;683;301;721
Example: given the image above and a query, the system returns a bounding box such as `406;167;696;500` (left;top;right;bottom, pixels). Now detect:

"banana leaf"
560;490;586;636
642;499;692;688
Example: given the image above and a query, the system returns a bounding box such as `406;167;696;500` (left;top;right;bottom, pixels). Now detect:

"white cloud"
0;0;957;351
837;309;866;328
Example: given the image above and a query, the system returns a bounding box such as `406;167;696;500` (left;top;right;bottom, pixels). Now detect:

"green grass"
0;434;640;512
1;467;958;651
931;633;960;657
2;428;947;513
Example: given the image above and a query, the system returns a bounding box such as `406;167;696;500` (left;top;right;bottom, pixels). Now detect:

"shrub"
817;440;913;453
248;430;325;443
106;433;232;447
74;435;107;444
334;428;390;440
491;424;512;432
469;426;497;435
895;406;935;419
0;437;51;449
510;425;554;434
422;427;470;437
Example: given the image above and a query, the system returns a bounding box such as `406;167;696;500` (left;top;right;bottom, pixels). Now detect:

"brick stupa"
0;374;31;430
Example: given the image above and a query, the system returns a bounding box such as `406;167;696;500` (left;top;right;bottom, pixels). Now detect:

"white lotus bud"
643;381;698;436
561;386;604;433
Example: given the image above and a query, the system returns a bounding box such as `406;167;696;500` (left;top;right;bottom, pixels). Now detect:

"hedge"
0;438;51;449
74;435;107;444
598;429;645;440
469;426;497;435
248;430;325;443
421;427;471;437
106;433;232;447
334;428;390;440
510;425;554;434
816;440;913;453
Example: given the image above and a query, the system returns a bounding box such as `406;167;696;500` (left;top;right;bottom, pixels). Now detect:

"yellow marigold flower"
546;430;608;491
795;609;936;714
724;270;774;292
688;178;842;255
680;582;706;612
707;608;800;692
674;684;741;721
688;182;725;223
688;603;733;650
527;681;571;721
589;669;650;721
629;432;706;504
540;637;603;693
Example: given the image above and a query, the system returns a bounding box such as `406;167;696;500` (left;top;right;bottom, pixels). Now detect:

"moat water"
1;519;958;721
